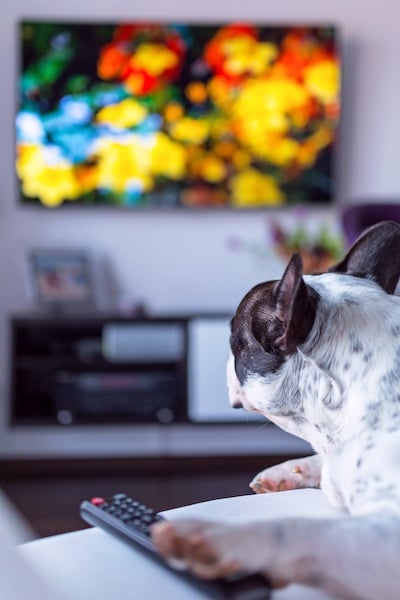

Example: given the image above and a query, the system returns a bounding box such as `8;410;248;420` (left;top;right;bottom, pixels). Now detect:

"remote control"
80;493;271;600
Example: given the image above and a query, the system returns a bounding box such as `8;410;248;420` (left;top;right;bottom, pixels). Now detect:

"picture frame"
27;249;96;312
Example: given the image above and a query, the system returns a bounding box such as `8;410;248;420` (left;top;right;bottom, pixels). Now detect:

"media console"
11;314;187;426
10;313;246;426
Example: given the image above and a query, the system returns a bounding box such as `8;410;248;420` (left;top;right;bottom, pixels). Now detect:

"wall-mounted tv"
16;21;340;209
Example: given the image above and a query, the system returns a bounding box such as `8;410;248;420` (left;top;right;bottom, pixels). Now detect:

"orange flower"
164;102;184;122
185;81;208;104
124;71;155;96
98;43;130;80
214;140;236;158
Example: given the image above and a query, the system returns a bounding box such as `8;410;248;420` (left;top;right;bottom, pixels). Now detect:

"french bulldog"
152;220;400;599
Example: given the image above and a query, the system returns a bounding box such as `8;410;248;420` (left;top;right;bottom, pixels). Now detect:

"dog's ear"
329;220;400;293
270;253;317;353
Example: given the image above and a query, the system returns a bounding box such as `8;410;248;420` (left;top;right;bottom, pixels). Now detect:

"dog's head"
228;220;400;450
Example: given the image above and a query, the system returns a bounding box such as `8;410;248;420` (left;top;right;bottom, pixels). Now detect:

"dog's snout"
232;400;243;409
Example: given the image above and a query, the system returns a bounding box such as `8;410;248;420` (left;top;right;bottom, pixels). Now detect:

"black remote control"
80;493;271;600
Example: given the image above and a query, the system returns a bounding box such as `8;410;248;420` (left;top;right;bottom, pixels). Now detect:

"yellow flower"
229;168;285;207
222;36;278;76
197;154;226;183
96;98;148;128
170;117;210;144
261;137;300;166
94;136;153;193
150;132;187;179
303;60;340;104
232;78;311;154
16;143;80;207
131;43;179;77
17;143;43;177
235;78;310;120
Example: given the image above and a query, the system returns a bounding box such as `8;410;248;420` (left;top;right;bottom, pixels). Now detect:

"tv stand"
11;313;190;427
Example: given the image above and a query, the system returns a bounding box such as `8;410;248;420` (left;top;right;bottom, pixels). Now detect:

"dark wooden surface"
0;455;303;538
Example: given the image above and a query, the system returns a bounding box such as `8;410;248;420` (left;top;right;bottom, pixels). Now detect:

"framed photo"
28;249;96;311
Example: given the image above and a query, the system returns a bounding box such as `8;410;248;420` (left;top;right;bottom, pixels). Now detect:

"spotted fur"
152;221;400;599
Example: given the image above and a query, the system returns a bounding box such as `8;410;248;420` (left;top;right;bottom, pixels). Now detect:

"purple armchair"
342;202;400;246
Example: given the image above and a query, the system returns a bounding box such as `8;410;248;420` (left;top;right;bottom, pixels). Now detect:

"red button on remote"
91;497;105;506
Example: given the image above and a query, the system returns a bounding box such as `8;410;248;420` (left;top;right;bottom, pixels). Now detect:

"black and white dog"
152;221;400;599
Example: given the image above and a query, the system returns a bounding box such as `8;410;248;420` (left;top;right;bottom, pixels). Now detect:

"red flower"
97;24;186;96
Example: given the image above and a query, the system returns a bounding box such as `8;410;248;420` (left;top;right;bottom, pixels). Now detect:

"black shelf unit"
10;313;192;426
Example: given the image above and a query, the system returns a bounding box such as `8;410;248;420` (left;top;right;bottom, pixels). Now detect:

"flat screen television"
16;21;340;209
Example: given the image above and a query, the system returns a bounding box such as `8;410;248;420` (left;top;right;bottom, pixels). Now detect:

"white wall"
0;0;399;456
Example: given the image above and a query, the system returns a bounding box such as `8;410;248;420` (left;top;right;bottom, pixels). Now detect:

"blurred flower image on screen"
16;21;340;208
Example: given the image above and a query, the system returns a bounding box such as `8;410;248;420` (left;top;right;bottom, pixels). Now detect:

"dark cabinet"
10;315;192;426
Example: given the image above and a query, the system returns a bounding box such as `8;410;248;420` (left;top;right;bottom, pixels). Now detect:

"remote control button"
91;497;105;506
120;514;132;522
141;515;154;524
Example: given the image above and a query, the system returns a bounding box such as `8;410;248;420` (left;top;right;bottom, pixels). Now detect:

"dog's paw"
250;465;301;493
250;455;322;494
151;518;301;590
151;519;247;579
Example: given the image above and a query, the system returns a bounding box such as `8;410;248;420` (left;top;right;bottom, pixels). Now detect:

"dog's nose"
232;400;243;409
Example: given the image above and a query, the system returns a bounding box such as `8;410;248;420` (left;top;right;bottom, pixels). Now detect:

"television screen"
16;21;340;209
